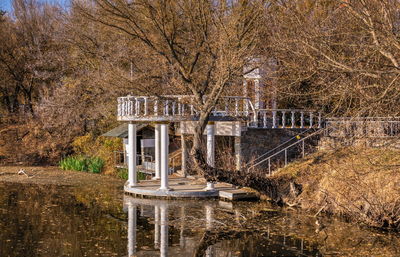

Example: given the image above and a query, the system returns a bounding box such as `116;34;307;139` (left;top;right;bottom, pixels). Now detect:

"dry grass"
273;146;400;230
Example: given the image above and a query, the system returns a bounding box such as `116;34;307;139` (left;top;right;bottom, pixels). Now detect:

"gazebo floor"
124;177;257;201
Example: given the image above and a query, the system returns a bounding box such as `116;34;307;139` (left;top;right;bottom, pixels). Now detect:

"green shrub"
117;168;128;180
60;156;104;173
60;156;87;171
88;157;104;174
117;168;147;181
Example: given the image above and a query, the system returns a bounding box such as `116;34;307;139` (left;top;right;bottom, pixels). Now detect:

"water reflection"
123;196;318;257
0;182;399;257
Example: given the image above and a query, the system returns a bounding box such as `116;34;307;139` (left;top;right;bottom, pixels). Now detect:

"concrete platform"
124;177;257;200
219;189;257;201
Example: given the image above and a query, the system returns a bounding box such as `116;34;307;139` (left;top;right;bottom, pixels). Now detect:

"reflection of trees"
0;182;127;256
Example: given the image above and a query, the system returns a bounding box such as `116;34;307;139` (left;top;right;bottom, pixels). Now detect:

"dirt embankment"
269;147;400;231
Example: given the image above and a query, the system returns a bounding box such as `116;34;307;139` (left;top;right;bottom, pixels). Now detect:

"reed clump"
59;156;104;174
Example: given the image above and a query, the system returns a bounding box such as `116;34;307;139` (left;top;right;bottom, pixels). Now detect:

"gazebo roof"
102;124;148;138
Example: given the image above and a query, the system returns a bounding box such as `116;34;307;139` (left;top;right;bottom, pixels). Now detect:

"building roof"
102;124;148;138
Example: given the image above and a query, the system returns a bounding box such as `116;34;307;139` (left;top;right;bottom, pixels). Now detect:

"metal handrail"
114;151;152;166
247;127;317;167
248;128;327;173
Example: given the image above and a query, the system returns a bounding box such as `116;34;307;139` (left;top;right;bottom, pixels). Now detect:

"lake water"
0;182;399;257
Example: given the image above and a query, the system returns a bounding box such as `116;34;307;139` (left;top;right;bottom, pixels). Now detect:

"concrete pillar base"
157;188;173;192
204;182;216;191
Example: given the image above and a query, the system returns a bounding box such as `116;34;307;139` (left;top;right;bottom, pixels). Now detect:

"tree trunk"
190;111;210;176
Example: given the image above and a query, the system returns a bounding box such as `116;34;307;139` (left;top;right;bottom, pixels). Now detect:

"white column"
272;111;277;128
254;79;260;109
206;123;215;167
291;111;295;128
160;204;169;257
128;203;137;256
154;124;161;180
154;205;160;249
243;80;248;113
159;123;170;191
234;136;241;171
179;206;186;248
128;123;137;187
205;204;213;230
205;204;214;257
140;141;145;166
206;122;215;191
181;134;187;177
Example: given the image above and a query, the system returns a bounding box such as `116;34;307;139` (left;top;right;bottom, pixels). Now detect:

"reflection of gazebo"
123;195;218;257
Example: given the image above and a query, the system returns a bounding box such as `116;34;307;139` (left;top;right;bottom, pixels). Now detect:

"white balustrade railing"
117;95;324;129
118;95;197;120
210;96;255;117
117;95;254;121
249;109;323;129
325;117;400;138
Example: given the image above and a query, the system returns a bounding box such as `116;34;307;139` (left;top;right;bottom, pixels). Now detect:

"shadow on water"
0;182;399;257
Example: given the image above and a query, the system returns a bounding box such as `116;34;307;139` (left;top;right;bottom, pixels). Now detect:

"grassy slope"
272;147;400;230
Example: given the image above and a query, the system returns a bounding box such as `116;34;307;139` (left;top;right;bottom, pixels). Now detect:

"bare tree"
75;0;262;172
0;0;65;114
263;0;400;116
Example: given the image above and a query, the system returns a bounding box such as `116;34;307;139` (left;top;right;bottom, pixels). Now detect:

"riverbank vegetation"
2;0;400;165
1;0;400;231
271;146;400;231
59;156;104;173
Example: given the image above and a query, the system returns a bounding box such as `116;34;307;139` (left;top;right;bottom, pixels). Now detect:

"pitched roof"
102;124;148;138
